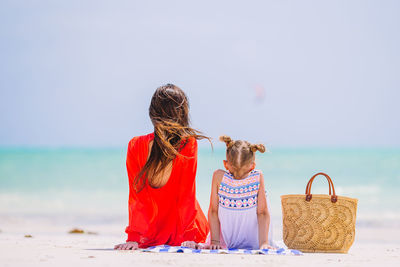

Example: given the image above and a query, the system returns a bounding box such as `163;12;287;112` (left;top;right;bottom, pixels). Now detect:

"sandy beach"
1;217;399;267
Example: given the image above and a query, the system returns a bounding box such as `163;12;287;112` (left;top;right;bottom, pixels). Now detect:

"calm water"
0;147;399;226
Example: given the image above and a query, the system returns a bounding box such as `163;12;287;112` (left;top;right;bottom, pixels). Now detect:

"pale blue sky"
1;0;399;147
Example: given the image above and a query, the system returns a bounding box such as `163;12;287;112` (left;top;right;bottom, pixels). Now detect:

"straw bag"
281;172;358;253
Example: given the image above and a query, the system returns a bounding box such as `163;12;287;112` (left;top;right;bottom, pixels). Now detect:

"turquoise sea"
0;146;399;228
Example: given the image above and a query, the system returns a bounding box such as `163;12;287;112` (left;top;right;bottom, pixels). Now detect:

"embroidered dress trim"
218;170;260;210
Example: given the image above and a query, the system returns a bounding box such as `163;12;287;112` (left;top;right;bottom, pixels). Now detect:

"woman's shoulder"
183;136;197;146
128;133;154;151
178;136;198;155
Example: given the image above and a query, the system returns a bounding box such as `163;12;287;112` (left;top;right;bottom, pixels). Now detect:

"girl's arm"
208;170;224;249
257;172;272;249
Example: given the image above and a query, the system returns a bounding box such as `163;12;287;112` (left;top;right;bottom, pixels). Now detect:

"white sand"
1;219;399;267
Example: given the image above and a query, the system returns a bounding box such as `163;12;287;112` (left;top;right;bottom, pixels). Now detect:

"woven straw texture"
281;173;358;253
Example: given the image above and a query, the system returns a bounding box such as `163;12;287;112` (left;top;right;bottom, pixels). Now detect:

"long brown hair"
134;84;210;192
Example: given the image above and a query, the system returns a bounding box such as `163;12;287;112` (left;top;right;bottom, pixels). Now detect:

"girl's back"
218;170;261;249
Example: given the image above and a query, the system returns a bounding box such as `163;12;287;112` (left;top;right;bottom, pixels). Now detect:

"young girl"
183;136;274;250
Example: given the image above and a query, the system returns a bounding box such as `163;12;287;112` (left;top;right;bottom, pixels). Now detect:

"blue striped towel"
141;245;302;255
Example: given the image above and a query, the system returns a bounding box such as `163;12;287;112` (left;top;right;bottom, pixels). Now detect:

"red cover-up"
124;133;209;248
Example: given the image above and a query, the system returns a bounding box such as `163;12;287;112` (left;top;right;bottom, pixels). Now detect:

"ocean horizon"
1;146;399;230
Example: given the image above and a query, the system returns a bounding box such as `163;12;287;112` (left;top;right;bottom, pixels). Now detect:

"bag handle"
305;173;333;195
305;172;337;203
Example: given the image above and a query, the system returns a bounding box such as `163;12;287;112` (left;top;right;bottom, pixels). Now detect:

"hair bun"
219;135;234;148
250;143;266;153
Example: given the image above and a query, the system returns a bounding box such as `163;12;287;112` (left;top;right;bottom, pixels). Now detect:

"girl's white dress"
216;170;274;249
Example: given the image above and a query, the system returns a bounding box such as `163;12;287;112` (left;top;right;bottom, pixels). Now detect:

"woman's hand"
260;243;274;250
181;241;207;249
181;241;197;249
114;241;139;250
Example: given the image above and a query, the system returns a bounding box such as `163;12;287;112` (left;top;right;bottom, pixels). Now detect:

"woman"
114;84;209;250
